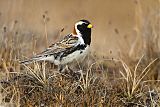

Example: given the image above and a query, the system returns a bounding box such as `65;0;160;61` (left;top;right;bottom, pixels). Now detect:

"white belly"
57;45;90;65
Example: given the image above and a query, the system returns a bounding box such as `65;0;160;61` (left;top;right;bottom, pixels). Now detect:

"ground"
0;0;160;106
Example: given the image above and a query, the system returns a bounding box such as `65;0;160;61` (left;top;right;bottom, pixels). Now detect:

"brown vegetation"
0;0;160;106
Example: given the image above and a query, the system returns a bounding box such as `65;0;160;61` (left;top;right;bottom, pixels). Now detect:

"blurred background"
0;0;159;60
0;1;160;106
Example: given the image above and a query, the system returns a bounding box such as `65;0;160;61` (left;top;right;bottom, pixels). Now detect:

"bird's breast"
59;45;90;65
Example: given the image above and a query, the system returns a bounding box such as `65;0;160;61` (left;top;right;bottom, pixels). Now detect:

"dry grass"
0;0;160;107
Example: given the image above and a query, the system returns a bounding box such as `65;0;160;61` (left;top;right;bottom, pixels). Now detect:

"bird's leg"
59;65;71;73
66;65;73;72
66;65;81;80
58;65;64;72
58;65;72;73
50;63;55;69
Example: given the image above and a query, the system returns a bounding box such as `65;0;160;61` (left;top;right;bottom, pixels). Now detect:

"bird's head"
73;19;93;35
73;19;93;45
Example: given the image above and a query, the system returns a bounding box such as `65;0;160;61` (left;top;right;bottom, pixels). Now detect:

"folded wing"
20;34;79;64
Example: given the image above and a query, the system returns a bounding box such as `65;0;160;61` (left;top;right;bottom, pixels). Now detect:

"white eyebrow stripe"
74;21;82;35
74;21;87;35
75;21;87;26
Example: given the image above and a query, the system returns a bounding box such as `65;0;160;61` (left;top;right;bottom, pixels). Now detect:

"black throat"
80;29;91;45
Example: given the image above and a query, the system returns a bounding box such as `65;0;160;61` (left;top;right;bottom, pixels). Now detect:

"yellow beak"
87;24;93;28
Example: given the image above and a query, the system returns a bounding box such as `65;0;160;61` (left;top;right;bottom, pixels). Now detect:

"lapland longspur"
21;19;93;71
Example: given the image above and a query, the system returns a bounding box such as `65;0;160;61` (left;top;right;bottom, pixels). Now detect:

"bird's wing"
32;34;79;58
41;34;78;54
20;34;79;64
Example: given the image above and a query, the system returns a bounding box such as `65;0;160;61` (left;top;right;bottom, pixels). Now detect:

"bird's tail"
20;59;34;64
20;55;51;64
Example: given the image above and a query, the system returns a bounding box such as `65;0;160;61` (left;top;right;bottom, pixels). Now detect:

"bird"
20;19;93;71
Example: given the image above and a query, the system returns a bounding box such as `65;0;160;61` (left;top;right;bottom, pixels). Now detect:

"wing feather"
20;34;79;64
31;34;78;60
